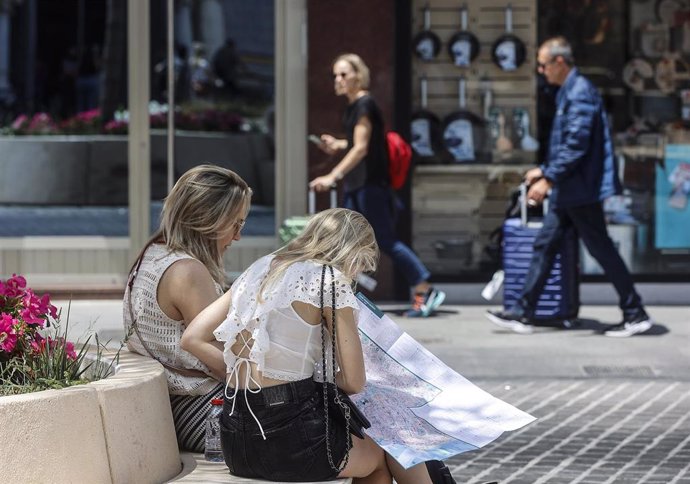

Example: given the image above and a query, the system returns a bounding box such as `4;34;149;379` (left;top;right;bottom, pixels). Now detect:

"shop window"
0;0;275;238
538;0;690;277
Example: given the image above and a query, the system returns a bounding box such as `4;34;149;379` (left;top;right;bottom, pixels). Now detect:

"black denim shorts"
220;378;350;482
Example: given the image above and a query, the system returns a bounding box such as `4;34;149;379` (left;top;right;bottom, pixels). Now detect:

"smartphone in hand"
308;134;323;146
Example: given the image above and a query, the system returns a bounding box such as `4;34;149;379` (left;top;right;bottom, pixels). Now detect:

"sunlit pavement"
391;305;690;483
58;299;690;483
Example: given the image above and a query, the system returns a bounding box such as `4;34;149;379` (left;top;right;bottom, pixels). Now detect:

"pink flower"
20;308;45;326
19;289;47;327
27;113;58;134
103;119;128;134
44;295;59;320
29;334;46;354
2;274;27;298
76;109;101;122
11;114;28;131
64;341;77;361
0;313;18;353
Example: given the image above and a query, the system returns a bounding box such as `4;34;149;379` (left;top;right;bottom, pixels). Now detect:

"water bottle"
204;398;224;462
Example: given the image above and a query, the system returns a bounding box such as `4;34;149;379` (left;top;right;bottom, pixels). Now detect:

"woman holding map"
182;208;463;483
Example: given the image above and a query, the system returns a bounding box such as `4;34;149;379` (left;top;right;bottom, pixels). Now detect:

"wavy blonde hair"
259;208;379;300
334;53;370;89
132;164;252;286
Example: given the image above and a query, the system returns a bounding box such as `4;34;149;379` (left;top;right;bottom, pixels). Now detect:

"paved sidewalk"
392;305;690;483
58;300;690;483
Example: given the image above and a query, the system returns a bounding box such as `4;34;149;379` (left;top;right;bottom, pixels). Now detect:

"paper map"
352;293;536;468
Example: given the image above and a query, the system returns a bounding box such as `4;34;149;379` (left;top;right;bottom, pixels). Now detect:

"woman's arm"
310;116;372;192
318;134;348;155
292;301;366;394
180;290;233;380
328;306;366;394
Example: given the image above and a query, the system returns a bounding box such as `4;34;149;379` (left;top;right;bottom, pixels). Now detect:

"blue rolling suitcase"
502;185;580;324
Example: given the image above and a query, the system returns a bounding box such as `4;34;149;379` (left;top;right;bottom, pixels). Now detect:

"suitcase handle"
308;184;338;215
519;183;549;226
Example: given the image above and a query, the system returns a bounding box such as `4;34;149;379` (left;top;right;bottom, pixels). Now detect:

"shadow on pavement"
532;318;670;336
638;324;670;336
384;308;461;318
591;321;670;336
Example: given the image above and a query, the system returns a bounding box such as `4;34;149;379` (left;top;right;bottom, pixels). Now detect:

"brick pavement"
447;379;690;483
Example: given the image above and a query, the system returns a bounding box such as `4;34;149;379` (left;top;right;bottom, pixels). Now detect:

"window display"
539;0;690;276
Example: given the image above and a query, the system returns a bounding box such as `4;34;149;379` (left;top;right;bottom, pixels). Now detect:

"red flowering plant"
0;274;110;395
7;112;60;135
59;108;103;135
2;103;249;136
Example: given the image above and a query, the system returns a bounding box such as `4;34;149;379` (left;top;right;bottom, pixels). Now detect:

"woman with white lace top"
182;208;460;484
123;164;252;453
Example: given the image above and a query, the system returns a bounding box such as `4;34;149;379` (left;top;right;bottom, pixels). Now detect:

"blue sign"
656;144;690;249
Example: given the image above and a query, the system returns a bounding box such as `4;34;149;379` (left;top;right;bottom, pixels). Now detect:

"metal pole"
167;0;175;192
24;0;36;112
128;0;151;261
77;0;85;56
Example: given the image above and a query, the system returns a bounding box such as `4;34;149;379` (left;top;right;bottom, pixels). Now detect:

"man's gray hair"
541;36;574;66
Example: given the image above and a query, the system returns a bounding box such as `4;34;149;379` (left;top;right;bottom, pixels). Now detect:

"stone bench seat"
0;349;181;484
168;453;352;484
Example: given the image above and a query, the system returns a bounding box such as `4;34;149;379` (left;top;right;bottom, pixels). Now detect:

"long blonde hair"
259;208;378;299
132;164;252;285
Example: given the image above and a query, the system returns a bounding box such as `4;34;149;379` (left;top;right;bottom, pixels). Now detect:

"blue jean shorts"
220;378;350;482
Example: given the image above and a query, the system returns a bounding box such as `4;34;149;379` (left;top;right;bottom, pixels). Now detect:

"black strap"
320;264;351;473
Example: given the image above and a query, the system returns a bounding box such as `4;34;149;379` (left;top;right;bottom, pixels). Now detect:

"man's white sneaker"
485;310;534;334
604;313;653;337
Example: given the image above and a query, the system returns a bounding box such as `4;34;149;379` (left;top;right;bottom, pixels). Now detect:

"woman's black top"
342;94;389;192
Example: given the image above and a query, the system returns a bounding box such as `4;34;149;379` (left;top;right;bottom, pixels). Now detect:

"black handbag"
325;382;371;440
319;265;371;473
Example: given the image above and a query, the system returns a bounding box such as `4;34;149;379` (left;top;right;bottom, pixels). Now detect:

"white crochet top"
214;254;360;384
123;243;222;396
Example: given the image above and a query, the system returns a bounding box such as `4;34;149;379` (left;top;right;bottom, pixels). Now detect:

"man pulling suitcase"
486;36;652;337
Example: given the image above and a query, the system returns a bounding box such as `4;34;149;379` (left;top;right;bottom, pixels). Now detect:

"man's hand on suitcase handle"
524;167;543;186
523;167;552;206
527;178;553;206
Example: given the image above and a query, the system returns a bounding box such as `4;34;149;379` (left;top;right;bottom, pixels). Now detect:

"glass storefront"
539;0;690;278
406;0;689;282
0;0;276;240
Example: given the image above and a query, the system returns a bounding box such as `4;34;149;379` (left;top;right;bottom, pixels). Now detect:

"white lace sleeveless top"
123;243;222;396
214;255;360;383
213;255;360;439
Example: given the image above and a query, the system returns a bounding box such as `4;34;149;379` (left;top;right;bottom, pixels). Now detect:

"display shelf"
412;165;524;276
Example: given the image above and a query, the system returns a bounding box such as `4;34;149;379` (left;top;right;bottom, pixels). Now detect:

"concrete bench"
168;453;352;484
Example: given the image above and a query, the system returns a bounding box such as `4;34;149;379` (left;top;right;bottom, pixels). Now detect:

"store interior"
408;0;690;280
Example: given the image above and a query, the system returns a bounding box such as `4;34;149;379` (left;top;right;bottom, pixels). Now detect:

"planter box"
0;131;274;206
0;137;90;204
0;350;181;484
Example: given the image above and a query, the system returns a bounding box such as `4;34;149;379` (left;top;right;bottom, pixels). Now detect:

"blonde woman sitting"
183;208;460;483
124;164;252;452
